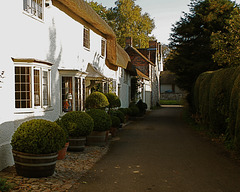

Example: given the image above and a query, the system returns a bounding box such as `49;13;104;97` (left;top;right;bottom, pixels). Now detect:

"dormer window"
23;0;44;20
83;27;90;50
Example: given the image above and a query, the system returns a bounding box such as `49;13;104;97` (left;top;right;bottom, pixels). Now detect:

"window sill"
14;106;53;114
84;47;90;52
23;11;44;23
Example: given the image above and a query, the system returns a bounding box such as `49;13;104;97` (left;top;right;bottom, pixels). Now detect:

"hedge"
193;66;240;150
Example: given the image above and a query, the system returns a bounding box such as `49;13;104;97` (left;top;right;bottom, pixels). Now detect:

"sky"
93;0;240;45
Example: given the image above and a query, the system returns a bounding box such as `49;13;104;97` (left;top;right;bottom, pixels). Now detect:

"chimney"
149;40;157;48
125;37;133;48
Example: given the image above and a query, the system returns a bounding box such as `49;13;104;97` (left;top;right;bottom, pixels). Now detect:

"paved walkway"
70;106;240;192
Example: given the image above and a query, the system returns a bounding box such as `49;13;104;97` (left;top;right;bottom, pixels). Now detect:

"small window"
101;38;106;57
23;0;44;20
83;27;90;49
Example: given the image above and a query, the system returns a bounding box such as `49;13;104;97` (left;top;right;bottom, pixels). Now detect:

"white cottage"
0;0;131;171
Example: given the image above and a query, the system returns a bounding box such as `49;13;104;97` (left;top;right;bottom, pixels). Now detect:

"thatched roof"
53;0;117;68
116;43;131;69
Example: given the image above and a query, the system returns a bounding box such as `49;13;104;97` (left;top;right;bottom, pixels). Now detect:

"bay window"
14;59;52;111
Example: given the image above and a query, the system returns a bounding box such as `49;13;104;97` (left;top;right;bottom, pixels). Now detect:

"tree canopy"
88;0;155;48
165;0;239;92
211;7;240;67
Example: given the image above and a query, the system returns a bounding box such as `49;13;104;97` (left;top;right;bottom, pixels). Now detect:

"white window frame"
14;61;51;113
83;27;90;50
101;38;106;57
23;0;45;21
59;70;86;114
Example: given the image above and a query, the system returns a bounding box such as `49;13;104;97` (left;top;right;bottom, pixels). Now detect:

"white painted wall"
0;0;118;171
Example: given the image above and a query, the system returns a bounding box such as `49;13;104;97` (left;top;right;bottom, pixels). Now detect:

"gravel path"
0;146;109;191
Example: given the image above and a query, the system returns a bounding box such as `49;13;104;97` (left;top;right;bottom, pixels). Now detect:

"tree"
88;0;155;48
165;0;238;92
211;7;240;67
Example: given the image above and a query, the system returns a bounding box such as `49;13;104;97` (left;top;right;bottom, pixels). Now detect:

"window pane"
42;71;48;106
62;77;73;112
34;70;40;106
15;66;32;108
75;78;81;111
83;27;90;49
101;39;106;57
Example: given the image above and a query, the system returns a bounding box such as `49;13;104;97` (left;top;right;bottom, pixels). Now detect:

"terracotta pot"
12;150;58;178
57;142;69;160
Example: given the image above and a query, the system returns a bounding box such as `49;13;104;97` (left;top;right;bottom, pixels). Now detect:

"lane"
70;107;240;192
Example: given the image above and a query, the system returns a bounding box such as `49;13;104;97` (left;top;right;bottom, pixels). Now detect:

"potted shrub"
60;111;94;152
137;99;148;116
11;119;66;178
105;93;121;113
86;91;109;109
110;115;121;137
129;103;140;119
87;109;112;146
110;110;125;125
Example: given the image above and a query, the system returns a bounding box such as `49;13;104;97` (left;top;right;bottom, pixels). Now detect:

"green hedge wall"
193;66;240;150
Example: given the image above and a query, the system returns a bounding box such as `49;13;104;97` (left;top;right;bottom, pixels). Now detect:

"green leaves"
89;0;155;48
166;0;239;92
11;119;66;154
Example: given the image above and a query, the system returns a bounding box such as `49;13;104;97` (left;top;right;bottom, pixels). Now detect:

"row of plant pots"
10;92;147;178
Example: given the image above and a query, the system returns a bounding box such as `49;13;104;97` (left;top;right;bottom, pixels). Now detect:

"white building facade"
0;0;130;171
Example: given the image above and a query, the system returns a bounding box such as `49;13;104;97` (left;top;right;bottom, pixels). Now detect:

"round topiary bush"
60;111;94;137
110;115;121;128
111;110;125;123
86;92;109;109
87;109;112;132
137;99;148;115
118;108;128;116
130;106;140;117
11;119;66;154
105;93;121;109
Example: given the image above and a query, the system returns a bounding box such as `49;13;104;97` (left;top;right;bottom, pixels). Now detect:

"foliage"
211;7;240;67
0;178;12;192
88;1;109;22
89;0;155;48
86;91;109;109
105;93;121;111
11;119;66;154
136;99;147;115
126;108;132;116
166;0;238;93
87;109;112;132
193;66;240;150
110;115;121;128
118;108;128;116
60;111;94;137
110;110;125;123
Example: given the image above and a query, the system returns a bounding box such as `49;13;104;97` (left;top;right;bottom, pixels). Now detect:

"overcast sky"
93;0;240;45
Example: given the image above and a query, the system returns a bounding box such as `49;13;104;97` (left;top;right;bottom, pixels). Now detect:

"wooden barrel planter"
87;131;108;146
12;150;58;178
58;142;69;160
68;137;86;152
